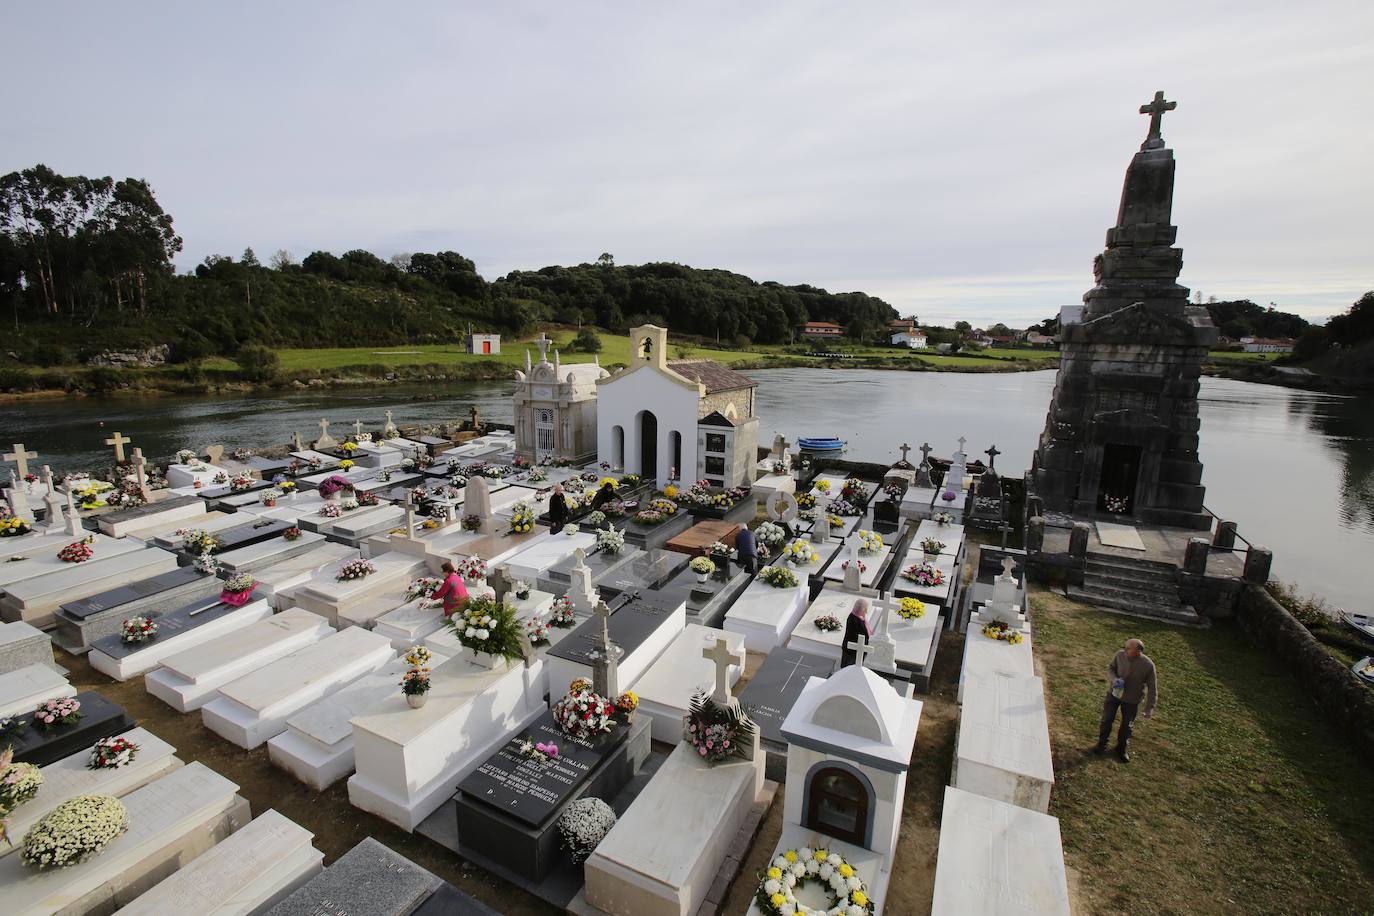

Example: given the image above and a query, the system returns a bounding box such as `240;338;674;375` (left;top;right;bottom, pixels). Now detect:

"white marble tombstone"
566;547;599;615
954;672;1054;812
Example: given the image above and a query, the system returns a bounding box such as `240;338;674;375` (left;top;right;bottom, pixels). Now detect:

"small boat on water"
797;437;846;452
1339;610;1374;644
1353;657;1374;685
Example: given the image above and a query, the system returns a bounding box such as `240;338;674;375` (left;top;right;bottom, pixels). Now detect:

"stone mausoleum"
512;334;607;465
1030;93;1217;530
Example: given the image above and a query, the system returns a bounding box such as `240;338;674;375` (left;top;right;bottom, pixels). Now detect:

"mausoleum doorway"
1099;442;1141;513
803;764;872;847
638;410;658;479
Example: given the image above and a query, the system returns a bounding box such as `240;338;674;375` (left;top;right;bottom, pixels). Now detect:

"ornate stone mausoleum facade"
512;335;606;465
1030;93;1216;530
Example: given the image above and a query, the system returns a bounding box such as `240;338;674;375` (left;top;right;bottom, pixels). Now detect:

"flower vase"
696;572;710;584
264;498;277;508
466;647;511;671
923;550;939;563
220;586;256;607
406;693;428;709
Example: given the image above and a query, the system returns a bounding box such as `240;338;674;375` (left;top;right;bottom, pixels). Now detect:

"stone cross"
1139;90;1176;149
401;491;416;539
956;436;967;455
64;488;82;537
984;555;1023;628
384;409;397;434
569;547;597;613
41;466;63;530
590;599;622;698
488;564;515;607
4;444;37;479
353;419;364;437
867;594;899;674
291;430;303;451
845;633;872;669
843;540;863;592
130;447;150;499
315;419;337;450
810;494;832;546
6;470;33;523
535;334;552;362
771;433;786;460
985;444;1001;469
702;637;742;707
898;443;911;464
919;442;932;465
104;431;131;463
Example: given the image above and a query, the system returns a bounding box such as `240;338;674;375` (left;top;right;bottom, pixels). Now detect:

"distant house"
889;317;920;333
1024;331;1057;348
801;321;844;340
988;335;1017;346
1242;338;1295;353
890;330;928;349
466;333;501;355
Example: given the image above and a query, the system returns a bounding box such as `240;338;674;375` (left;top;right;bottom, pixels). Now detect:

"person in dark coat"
591;480;617;511
838;598;873;668
548;484;568;529
734;526;758;575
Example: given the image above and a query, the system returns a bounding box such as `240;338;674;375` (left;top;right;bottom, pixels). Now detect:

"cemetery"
0;95;1371;916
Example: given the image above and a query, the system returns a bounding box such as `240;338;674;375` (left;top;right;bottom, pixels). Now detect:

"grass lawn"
1206;350;1285;362
1032;590;1374;915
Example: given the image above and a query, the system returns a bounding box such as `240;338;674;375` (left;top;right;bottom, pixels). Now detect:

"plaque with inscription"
59;566;209;619
545;591;677;669
737;648;834;746
7;691;134;767
456;710;627;828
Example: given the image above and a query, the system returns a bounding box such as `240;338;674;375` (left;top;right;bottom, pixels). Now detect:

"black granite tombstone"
739;648;834;749
87;595;252;660
181;518;290;558
99;494;202;525
59;566;210;621
545;591;678;671
410;882;500;916
7;691;134;767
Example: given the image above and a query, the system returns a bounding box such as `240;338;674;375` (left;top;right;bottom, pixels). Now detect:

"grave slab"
0;662;75;718
96;494;207;538
892;548;959;604
821;540;893;589
251;541;357;610
216;527;330;575
265;836;441;916
0;620;56;675
723;575;810;652
347;655;547;831
6;690;134;767
52;565;221;654
144;608;335;712
88;597;274;681
267;657;411;790
960;611;1036;704
785;587;868;662
165;462;230;489
0;532;142;591
954;672;1055;813
0;762;249;916
290;551;424;627
133;510;238;548
630;624;744;741
501;531;597;582
1;546;179;629
737;648;834;779
0;726;181;859
544;592;686;700
372;598;447;650
931;785;1070;916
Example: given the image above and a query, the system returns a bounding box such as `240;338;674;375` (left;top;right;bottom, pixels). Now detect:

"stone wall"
699;388;753;421
1234;585;1374;758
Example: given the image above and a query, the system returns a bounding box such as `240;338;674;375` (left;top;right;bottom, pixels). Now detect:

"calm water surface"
1;369;1369;611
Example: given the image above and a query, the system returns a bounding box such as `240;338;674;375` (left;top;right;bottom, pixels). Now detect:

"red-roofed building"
801;321;844;339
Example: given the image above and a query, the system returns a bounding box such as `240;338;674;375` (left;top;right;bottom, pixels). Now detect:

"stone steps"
1067;584;1202;625
1084;569;1178;597
1085;552;1177;575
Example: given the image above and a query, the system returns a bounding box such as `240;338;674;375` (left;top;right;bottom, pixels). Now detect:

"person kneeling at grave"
432;560;470;618
591;480;617;511
734;526;758;575
1094;637;1158;763
839;598;872;668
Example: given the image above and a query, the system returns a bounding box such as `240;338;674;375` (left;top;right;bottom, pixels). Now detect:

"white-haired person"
1094;637;1158;762
839;598;872;668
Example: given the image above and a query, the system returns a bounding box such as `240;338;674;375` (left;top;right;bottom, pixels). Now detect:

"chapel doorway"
482;340;491;354
1098;442;1141;514
638;411;658;480
804;766;869;847
535;409;556;460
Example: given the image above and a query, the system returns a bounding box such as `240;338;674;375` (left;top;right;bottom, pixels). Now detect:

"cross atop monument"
488;564;515;606
985;444;1001;469
590;598;622;697
1139;90;1176;150
919;442;932;465
130;447;150;499
535;334;552;362
702;637;741;707
4;444;37;478
401;490;417;539
353;420;364;437
956;436;967;455
898;443;912;464
104;432;131;463
846;633;872;669
319;419;330;437
384;409;395;431
1000;555;1017;578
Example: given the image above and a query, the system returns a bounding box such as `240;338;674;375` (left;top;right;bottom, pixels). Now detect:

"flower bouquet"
840;558;866;574
621;473;641;487
461;514;481;531
525;616;551;646
0;516;33;537
759;565;799;589
258;488;282;506
595;527;625;556
448;595;525;661
340;441;358;454
550;596;577;628
459;555;487;581
403;645;433;668
183;529;223;555
211;471;229;485
359;491;380;507
562;523;579;535
754;846;874;916
829;497;860;516
883;482;905;502
119;616;158;644
228;474;255;492
175;449;198;464
515;580;532;600
982;620;1024;644
339;496;360;512
335;559;375;582
0;748;43;814
58;537;95;564
826;513;845;530
897;597;926;620
796;492;817;510
400;667;431;706
316;475;353;499
616;690;639;716
518;736;559;764
283;526;302;541
508;500;536;534
553;679;618;740
88;736;139;770
813;479;832;494
901;562;943;586
1103;494;1129;514
685;689;755;764
193;551;221;575
220;573;257;605
857;529;884;554
941;489;958;502
404;576;443;604
920;536;946;558
21;794;128;869
317;502;343;518
782;538;819;567
34;697;82;729
690;556;716;581
814;613;842;632
933;511;954;525
558;797;617;865
754;521;787;552
841;478;870;502
584;510;607;528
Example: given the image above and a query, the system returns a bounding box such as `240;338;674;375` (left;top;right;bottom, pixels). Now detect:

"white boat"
1353;657;1374;685
1339;610;1374;644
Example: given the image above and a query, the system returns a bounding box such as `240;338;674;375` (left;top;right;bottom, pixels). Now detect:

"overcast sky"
6;2;1371;327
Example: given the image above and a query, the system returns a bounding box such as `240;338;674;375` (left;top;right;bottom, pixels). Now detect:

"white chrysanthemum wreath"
754;846;874;916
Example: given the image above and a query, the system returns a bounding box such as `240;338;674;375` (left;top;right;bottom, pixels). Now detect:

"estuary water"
2;368;1370;611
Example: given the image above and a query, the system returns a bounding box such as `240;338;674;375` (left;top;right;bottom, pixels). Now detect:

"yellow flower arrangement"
756;847;873;915
422;520;439;530
852;890;868;907
839;863;854;877
784;850;798;863
339;459;355;471
814;479;831;493
341;442;358;452
663;484;679;499
897;597;926;620
599;477;619;490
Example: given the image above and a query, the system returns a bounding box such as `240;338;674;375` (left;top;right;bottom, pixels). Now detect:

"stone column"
1068;522;1090;559
1243;547;1273;585
1184;537;1210;577
1026;516;1045;553
1212;520;1237;550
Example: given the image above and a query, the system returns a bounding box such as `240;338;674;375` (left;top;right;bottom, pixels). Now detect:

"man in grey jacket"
1094;638;1157;762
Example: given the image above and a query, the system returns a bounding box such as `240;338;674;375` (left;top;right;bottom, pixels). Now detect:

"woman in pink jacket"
431;560;469;617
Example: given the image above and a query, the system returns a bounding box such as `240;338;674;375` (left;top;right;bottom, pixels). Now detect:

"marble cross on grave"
846;633;872;669
401;491;417;539
1139;90;1176;150
6;470;33;523
703;636;742;708
898;443;912;464
64;488;82;537
41;466;63;530
130;448;150;499
590;598;623;698
4;443;37;479
867;595;899;674
104;431;131;463
843;540;863;592
291;430;303;451
315;418;337;449
353;419;364;438
569;547;597;613
535;334;552;363
810;494;832;546
956;436;967;456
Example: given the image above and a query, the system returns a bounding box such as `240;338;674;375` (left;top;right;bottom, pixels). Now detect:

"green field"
1205;350;1285;361
1033;591;1374;915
